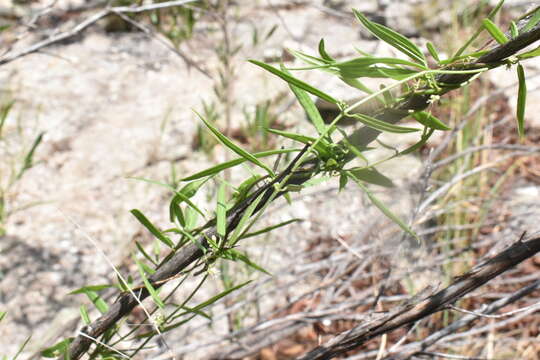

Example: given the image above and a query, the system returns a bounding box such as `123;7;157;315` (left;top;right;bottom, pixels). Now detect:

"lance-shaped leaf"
268;128;331;158
350;113;420;133
412;111;451;130
348;167;395;187
240;218;301;240
334;56;426;70
223;249;271;275
287;48;331;67
318;38;335;62
348;172;420;243
353;10;426;66
426;42;441;63
336;64;418;80
136;258;165;309
516;63;526;139
517;45;540;60
182;148;299;181
249;60;339;105
216;182;227;238
41;339;73;358
131;209;175;248
281;65;327;136
483;19;509;44
131;177;206;218
196;111;275;177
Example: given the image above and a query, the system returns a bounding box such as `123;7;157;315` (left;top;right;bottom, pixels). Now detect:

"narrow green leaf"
229;191;265;246
517;45;540;60
510;21;519;38
131;209;175;248
265;24;278;41
196;110;275;177
339;76;374;94
287;48;331;66
399;128;435;156
135;240;158;266
16;132;44;180
0;311;6;322
184;205;200;231
116;274;133;292
522;6;540;33
79;289;109;314
348;167;395;187
225;249;271;275
177;305;211;319
516;63;526;139
69;284;113;294
268;128;330;158
12;336;31;360
439;50;489;65
348;173;420;243
336;64;418;80
249;60;340;104
353;10;426;66
281;66;327;136
131;177;206;218
191;280;251;313
0;101;14;136
318;38;334;61
204;233;219;250
482;19;508;44
353;46;374;58
41;339;73;358
158;280;253;334
303;175;332;188
181;148;299;181
234;175;263;203
335;56;426;70
170;201;185;226
136;259;165;309
140;259;156;275
240;218;301;240
426;41;440;63
216;182;227;238
24;132;44;168
339;172;348;191
412;111;451;130
80;305;91;325
179;178;208;199
350;113;420;133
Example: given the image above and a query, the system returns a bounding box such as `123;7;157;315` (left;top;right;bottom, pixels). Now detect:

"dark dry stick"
297;234;540;359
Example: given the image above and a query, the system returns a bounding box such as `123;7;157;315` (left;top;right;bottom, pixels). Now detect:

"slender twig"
380;279;540;360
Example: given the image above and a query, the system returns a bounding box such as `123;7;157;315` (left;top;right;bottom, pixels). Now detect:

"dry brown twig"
297;232;540;360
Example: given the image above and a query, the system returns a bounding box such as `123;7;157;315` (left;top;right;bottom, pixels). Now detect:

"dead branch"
296;233;540;360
